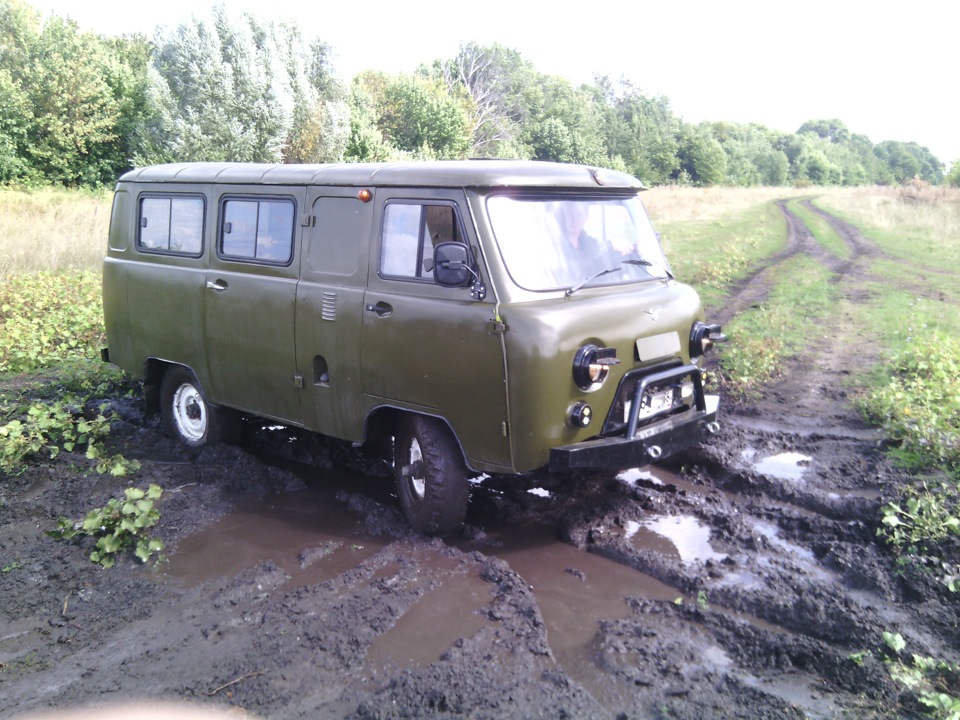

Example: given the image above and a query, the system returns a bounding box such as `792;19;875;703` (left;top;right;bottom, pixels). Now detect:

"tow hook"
647;445;663;460
706;421;720;434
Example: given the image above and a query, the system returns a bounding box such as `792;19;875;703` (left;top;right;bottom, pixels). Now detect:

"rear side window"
220;197;295;264
381;202;464;280
138;195;204;256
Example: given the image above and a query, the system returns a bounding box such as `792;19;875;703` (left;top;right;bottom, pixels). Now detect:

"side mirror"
433;242;472;288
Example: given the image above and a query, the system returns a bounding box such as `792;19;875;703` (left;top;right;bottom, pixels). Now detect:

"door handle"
364;301;393;317
206;279;228;292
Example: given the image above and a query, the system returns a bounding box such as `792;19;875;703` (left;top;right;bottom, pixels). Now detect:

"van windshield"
487;193;671;292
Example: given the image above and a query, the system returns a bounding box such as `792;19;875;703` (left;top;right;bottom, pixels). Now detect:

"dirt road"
1;200;957;719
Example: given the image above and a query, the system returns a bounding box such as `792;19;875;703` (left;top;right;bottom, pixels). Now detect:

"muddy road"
2;200;958;719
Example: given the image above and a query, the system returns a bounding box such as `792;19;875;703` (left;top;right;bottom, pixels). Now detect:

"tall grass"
0;188;111;276
815;184;960;267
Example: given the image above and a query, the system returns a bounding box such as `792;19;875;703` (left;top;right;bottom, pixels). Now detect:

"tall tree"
136;6;347;165
0;0;136;185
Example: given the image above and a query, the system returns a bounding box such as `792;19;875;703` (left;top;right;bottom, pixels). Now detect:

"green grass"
718;254;837;396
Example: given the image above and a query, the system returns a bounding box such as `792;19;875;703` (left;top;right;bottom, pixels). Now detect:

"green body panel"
294;189;373;441
500;282;703;471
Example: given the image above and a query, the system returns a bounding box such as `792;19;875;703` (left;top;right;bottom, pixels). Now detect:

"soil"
2;200;958;719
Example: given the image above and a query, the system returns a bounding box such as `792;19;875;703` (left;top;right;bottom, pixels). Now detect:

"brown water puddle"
163;457;699;695
163;469;388;589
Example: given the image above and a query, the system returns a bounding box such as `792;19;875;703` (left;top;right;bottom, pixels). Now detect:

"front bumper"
549;363;719;471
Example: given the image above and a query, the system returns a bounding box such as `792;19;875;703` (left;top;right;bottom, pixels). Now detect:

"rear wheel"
394;414;470;536
160;367;229;447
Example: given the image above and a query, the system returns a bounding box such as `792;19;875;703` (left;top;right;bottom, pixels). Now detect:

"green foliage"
860;335;960;592
0;270;104;373
139;7;348;165
877;633;960;720
874;140;944;185
859;335;960;472
0;398;140;476
49;484;164;567
946;162;960;189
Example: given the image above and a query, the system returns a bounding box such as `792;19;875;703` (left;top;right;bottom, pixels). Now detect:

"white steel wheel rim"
407;437;425;500
172;383;207;442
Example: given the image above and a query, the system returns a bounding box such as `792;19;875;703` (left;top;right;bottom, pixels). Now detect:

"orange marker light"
357;189;372;202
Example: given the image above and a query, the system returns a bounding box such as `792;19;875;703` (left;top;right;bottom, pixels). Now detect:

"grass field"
0;188;111;276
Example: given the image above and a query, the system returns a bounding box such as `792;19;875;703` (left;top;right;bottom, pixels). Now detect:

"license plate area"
624;384;682;426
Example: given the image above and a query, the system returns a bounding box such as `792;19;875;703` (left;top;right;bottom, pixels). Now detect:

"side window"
380;202;464;280
138;195;204;255
220;197;295;264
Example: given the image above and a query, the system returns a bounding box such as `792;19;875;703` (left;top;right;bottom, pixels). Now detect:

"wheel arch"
362;405;474;472
143;359;205;418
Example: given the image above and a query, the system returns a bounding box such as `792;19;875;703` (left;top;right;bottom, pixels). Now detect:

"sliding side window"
138;195;204;256
380;202;464;281
220;197;295;264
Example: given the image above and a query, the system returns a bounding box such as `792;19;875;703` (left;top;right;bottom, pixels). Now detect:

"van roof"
117;160;645;190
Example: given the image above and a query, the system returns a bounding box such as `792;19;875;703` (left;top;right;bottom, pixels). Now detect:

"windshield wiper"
565;266;622;297
622;256;674;279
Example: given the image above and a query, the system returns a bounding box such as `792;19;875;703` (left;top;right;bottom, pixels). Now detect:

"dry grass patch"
644;185;809;225
0;188;111;276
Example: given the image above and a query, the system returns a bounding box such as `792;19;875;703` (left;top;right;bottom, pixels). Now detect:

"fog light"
569;402;593;428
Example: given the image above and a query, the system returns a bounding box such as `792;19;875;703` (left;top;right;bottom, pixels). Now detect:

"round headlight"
573;344;619;391
689;322;714;360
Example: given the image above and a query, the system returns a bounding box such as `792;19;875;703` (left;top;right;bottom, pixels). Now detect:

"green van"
103;160;723;534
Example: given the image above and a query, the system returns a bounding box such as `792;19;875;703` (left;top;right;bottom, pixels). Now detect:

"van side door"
204;187;306;424
295;189;373;441
361;190;511;472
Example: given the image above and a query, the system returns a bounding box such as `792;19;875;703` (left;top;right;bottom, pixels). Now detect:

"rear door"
204;186;305;424
361;189;511;471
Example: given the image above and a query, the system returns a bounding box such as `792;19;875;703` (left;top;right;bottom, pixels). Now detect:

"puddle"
460;522;680;653
623;514;727;565
366;568;495;667
750;450;812;482
616;465;713;496
751;520;816;563
164;466;390;589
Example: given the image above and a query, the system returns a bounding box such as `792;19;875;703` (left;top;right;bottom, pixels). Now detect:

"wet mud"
2;201;958;719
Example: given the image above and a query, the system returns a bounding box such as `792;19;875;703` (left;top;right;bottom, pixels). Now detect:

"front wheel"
160;367;222;448
394;415;470;536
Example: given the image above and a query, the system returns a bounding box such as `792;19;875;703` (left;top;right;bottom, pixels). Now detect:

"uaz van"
103;160;723;534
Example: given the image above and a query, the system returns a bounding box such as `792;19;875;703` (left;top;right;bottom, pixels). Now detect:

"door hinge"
487;319;507;335
301;215;315;228
294;374;304;389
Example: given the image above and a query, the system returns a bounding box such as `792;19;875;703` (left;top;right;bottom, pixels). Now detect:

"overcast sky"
29;0;960;168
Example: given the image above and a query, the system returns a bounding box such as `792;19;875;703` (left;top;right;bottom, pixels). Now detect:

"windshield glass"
487;193;671;292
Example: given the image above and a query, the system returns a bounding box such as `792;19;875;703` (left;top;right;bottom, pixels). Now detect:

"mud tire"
159;366;231;448
394;414;470;536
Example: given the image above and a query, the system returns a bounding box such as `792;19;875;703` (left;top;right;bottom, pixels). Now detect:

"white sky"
28;0;960;167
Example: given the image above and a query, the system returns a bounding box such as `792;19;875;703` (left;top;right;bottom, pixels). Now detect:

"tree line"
0;0;953;188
